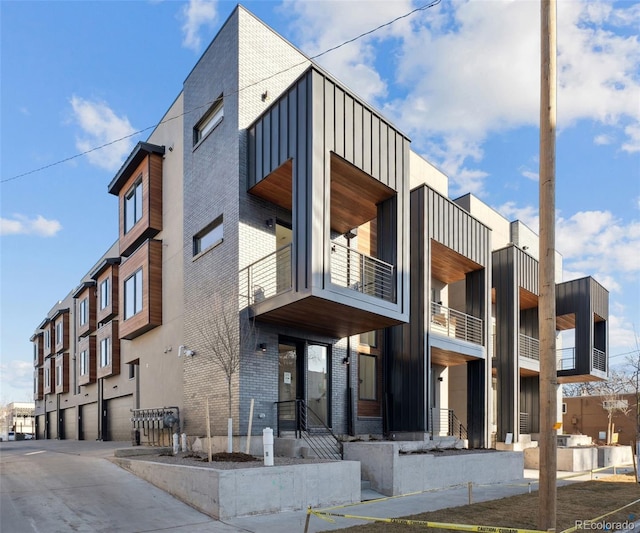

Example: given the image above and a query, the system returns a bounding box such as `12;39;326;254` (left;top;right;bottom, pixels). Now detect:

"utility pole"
538;0;557;530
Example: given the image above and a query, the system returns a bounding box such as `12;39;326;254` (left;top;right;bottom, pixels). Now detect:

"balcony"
430;302;483;346
330;242;395;303
241;242;403;338
557;346;607;382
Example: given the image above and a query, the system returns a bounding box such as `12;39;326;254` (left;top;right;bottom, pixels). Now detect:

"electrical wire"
1;0;441;184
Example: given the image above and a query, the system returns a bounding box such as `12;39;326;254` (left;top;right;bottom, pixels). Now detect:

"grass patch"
325;474;640;532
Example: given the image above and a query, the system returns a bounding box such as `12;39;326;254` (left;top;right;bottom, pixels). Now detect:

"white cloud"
286;1;640;194
181;0;218;52
593;133;613;146
0;215;62;237
69;96;137;172
520;169;539;182
0;360;34;402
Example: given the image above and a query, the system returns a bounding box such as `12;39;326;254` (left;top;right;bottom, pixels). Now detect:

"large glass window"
124;269;143;319
193;216;223;256
33;342;38;362
100;278;110;310
358;353;377;400
44;330;50;350
124;178;143;233
100;338;110;368
55;322;63;345
44;367;50;388
193;97;224;145
56;364;62;387
79;298;88;326
80;350;88;376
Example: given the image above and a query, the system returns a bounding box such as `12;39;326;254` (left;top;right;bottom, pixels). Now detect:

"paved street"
0;439;239;533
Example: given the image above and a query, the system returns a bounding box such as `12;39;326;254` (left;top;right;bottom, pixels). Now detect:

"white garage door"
62;407;76;440
107;395;133;442
81;402;99;441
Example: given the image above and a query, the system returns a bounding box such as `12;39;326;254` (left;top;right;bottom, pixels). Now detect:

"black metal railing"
430;302;483;345
593;348;606;372
330;242;395;303
520;412;530;434
240;244;292;306
519;333;540;361
429;408;467;440
275;399;343;460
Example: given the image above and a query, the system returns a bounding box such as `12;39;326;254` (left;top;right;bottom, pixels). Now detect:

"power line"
1;0;441;185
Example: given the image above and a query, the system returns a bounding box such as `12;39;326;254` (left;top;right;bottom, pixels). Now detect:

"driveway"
0;439;242;533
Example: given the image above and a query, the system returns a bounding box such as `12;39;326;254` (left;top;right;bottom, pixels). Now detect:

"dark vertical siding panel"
354;102;363;169
262;112;271;175
395;132;403;191
270;105;279;173
248;126;256;188
255;121;263;183
279;97;288;163
379;124;388;185
344;94;354;162
334;88;344;158
371;116;380;180
363;109;372;175
288;87;297;159
324;79;335;153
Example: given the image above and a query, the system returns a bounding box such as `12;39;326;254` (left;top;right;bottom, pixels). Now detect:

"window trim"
193;96;224;147
193;215;224;257
124;176;143;234
55;322;63;346
100;278;110;310
56;364;63;387
80;350;88;376
124;268;143;320
100;337;111;368
79;298;88;326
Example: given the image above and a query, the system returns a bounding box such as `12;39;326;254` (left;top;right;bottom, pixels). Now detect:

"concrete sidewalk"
224;467;637;532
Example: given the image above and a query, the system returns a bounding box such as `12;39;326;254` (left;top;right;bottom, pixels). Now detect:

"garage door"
107;395;133;442
80;403;99;441
36;415;45;440
62;407;77;440
47;411;57;440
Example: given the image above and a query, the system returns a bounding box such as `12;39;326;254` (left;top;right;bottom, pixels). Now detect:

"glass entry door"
278;339;330;431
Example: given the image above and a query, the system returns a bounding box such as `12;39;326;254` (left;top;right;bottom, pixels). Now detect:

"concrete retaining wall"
524;446;632;471
114;458;360;519
344;442;523;496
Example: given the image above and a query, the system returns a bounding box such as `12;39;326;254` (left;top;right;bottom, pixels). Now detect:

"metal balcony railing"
429;408;467;440
520;412;530;434
330;242;395;302
593;348;606;372
519;333;540;361
240;244;292;306
557;347;576;371
430;302;484;346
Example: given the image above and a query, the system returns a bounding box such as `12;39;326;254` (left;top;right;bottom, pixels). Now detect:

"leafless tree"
196;294;256;422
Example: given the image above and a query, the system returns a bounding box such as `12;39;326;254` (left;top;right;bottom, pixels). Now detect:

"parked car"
7;432;15;441
24;433;34;440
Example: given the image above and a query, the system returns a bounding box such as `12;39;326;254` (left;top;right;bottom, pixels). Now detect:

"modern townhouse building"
31;5;608;452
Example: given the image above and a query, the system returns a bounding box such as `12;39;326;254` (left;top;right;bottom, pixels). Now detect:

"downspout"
346;336;354;436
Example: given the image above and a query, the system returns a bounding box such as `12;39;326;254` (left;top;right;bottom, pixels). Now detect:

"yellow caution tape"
308;509;548;533
560;497;640;533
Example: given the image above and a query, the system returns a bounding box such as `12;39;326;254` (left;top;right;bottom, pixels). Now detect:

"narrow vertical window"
358;353;377;400
56;364;62;387
124;269;143;319
100;278;110;310
79;298;88;326
80;350;88;376
100;338;111;368
124;178;143;233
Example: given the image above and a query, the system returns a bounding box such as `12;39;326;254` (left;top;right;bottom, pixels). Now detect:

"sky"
1;0;639;403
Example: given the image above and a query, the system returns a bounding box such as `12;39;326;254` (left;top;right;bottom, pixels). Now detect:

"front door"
278;339;331;431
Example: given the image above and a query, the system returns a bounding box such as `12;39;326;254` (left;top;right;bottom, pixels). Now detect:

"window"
100;338;111;368
44;329;50;350
562;402;567;414
193;97;224;145
193;216;223;256
128;364;136;380
80;350;88;376
44;367;50;388
56;364;62;387
124;269;143;319
33;342;38;362
358;353;377;400
55;322;63;345
100;278;110;310
79;298;88;326
124;178;143;233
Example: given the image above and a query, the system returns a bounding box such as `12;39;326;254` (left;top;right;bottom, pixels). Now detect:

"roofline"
90;257;121;280
107;142;165;195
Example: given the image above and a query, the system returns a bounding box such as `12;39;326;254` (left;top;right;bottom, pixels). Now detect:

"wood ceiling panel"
430;346;475;367
431;240;481;284
248;160;293;210
254;295;403;338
